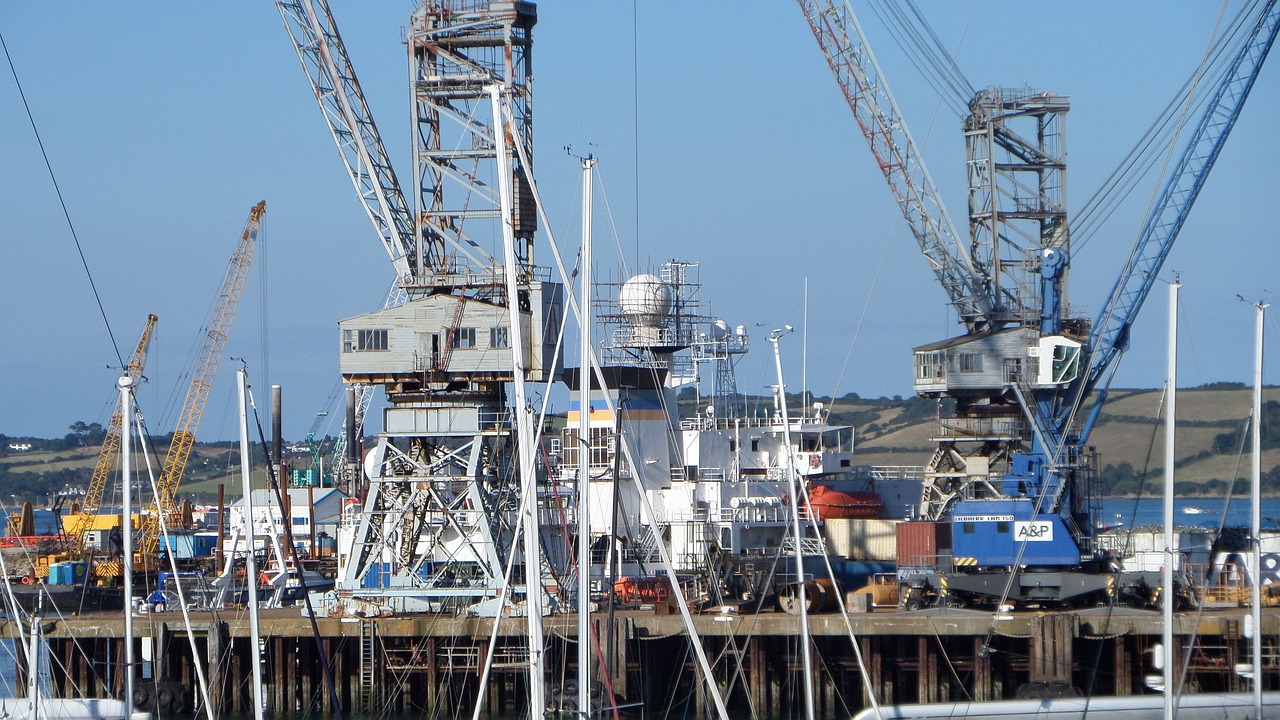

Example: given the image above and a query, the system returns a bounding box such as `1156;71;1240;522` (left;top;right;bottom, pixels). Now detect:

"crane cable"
867;0;975;115
0;29;124;370
976;1;1234;655
1071;0;1260;253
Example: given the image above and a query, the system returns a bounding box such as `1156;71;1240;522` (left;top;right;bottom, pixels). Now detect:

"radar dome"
711;317;732;340
618;274;673;326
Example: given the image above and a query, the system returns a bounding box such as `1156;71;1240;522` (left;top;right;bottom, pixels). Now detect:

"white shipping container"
822;518;900;561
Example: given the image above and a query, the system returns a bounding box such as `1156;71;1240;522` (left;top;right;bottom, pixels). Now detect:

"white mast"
489;84;546;720
770;326;815;720
1249;298;1267;718
577;154;596;720
119;375;136;716
237;368;266;720
1162;277;1178;720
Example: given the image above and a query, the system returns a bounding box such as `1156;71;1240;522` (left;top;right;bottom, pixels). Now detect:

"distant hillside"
0;435;273;506
4;384;1278;504
802;384;1280;496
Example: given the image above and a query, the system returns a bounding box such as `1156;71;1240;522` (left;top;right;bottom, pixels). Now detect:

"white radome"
618;274;673;326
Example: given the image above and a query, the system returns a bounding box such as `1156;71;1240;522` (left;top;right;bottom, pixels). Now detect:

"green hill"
5;384;1278;505
821;385;1280;496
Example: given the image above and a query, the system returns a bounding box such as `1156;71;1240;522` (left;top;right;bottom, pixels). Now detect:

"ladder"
359;618;378;710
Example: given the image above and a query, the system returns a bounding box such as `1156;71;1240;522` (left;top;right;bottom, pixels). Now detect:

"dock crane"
276;1;563;616
63;314;159;548
112;202;264;575
801;0;1280;608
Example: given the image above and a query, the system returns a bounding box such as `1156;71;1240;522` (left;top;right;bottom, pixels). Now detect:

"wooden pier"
4;606;1276;716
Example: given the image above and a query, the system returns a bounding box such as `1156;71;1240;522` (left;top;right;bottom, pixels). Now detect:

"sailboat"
0;377;150;720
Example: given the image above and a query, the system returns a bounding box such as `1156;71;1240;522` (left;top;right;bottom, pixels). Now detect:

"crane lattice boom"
65;314;158;544
797;0;993;330
1080;0;1280;423
136;202;264;559
276;0;417;281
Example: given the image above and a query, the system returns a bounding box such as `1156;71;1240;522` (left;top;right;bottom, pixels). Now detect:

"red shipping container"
896;521;951;567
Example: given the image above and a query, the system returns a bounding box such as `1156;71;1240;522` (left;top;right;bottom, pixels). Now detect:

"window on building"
490;326;509;349
451;327;476;349
560;428;613;469
959;353;983;373
343;328;388;352
915;351;945;381
561;429;579;468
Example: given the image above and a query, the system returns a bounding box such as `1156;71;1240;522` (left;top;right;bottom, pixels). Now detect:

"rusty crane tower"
277;0;561;616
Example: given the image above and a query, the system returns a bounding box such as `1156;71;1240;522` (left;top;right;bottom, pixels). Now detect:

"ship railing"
717;505;789;524
781;537;827;556
678;413;837;432
669;466;727;482
864;465;926;482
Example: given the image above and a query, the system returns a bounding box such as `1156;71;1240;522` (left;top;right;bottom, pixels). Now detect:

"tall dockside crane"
125;203;265;572
64;314;159;549
801;0;1280;608
277;0;562;616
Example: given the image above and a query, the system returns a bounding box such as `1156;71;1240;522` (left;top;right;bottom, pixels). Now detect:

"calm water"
1100;495;1280;529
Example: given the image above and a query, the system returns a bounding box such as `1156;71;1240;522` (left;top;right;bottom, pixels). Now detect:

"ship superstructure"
555;261;923;594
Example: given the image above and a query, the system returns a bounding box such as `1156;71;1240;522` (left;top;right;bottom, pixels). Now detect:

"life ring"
1260;553;1280;583
809;454;821;469
780;492;790;506
19;576;31;585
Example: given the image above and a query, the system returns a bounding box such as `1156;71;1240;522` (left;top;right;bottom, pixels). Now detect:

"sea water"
1100;496;1280;530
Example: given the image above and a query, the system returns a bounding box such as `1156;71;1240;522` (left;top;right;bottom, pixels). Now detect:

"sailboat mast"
577;154;596;719
490;84;546;719
769;327;815;720
237;369;266;720
119;376;136;717
1162;277;1178;720
1250;299;1266;717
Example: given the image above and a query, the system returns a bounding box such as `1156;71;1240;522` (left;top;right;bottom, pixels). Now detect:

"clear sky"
1;2;1277;443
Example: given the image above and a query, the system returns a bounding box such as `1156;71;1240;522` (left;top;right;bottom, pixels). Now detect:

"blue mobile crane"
801;0;1280;608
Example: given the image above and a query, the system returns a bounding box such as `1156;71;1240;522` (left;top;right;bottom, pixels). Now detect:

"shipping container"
822;518;900;561
896;520;951;567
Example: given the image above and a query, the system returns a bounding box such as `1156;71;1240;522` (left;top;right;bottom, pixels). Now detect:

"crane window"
343;329;388;352
451;327;477;350
490;326;509;349
959;353;983;373
915;351;945;381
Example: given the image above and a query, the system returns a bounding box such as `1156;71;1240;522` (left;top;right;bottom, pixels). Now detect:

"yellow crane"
140;201;266;559
97;202;265;578
63;314;159;548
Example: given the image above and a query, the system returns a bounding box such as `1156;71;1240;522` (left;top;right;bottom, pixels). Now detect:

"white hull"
853;692;1280;720
0;697;150;720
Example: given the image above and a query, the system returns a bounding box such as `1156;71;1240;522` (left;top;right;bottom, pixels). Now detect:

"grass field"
4;386;1277;503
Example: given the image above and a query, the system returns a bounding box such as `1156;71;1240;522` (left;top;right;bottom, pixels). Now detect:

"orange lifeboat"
807;485;884;520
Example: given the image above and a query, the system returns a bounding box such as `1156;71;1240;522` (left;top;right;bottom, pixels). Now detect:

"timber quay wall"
3;607;1276;717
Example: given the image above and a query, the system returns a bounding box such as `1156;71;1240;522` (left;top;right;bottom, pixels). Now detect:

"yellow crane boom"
64;313;159;545
136;201;266;561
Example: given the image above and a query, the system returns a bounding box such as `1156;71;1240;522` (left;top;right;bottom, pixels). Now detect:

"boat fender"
156;684;178;714
133;684;154;710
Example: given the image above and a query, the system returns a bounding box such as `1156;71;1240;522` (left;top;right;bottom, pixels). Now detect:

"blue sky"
1;2;1277;442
